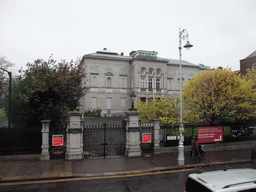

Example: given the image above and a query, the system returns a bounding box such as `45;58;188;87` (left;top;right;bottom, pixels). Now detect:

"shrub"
83;108;101;117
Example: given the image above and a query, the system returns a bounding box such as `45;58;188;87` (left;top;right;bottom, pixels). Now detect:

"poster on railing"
52;134;64;146
198;126;223;143
142;133;151;143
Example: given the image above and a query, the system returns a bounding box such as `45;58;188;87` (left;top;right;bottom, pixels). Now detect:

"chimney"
121;52;124;56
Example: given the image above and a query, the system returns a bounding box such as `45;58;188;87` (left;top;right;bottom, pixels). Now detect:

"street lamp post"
73;91;79;111
130;91;137;111
0;68;12;128
177;28;193;166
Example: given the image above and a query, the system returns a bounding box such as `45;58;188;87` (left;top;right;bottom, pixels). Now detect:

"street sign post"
179;122;185;132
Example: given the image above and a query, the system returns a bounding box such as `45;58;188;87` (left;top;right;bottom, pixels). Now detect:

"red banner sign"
52;134;64;146
142;133;151;143
198;126;223;143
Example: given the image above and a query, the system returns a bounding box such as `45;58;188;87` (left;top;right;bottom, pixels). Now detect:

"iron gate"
83;123;126;158
140;123;154;154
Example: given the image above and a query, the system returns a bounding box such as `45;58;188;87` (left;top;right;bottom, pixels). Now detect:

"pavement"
0;140;255;182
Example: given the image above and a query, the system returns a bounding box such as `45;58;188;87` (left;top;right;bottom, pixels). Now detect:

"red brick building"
240;50;256;75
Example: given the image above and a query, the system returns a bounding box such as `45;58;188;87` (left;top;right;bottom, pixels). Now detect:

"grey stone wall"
80;49;206;117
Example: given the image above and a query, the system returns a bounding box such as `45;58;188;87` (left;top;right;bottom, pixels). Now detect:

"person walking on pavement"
191;136;201;160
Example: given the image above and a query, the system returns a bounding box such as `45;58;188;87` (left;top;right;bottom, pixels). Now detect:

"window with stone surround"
92;97;97;109
156;78;160;91
107;97;112;109
107;77;112;88
148;77;153;91
156;69;161;76
140;77;146;91
91;76;98;87
149;68;153;75
120;77;126;88
121;98;126;109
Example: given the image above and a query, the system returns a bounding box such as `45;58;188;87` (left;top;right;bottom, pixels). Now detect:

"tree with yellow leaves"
135;95;180;125
183;67;256;125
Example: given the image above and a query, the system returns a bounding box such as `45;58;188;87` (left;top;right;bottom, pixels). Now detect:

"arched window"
140;68;146;75
156;69;161;76
149;68;154;75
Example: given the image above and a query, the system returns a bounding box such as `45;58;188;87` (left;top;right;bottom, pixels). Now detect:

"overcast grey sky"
0;0;256;73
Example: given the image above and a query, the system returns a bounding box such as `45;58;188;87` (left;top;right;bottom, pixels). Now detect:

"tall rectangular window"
92;97;97;109
148;77;153;91
156;78;160;91
107;97;112;109
121;77;126;88
121;98;126;109
141;77;146;91
107;77;112;88
92;76;98;87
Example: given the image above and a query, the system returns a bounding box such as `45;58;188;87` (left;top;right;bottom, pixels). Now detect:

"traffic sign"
179;122;185;132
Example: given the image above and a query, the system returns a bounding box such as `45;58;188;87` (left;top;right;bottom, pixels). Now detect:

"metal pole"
177;28;185;166
8;71;11;129
103;123;107;157
177;28;193;166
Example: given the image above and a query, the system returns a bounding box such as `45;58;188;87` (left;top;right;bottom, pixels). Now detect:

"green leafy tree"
6;56;86;130
183;67;256;125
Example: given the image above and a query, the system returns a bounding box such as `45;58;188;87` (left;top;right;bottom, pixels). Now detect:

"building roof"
96;48;118;55
82;48;130;62
81;48;202;67
167;59;200;67
132;55;169;62
246;50;256;59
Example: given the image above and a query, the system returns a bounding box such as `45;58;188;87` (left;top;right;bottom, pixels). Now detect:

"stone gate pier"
65;110;84;160
125;111;142;157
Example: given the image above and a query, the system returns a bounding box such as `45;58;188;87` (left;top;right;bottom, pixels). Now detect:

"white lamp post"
177;28;193;166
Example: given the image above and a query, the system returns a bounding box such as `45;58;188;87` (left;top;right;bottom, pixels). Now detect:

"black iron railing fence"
0;127;42;155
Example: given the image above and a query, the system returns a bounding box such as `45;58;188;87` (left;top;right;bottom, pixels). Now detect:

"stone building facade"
80;48;208;116
240;50;256;76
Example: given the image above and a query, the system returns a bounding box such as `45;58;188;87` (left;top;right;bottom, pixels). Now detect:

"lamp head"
183;41;193;50
130;91;137;102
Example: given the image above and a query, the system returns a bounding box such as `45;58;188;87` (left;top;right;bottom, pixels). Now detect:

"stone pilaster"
125;111;142;157
153;118;161;154
40;120;51;160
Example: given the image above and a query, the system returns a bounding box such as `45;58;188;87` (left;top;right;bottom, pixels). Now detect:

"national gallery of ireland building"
79;48;209;117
